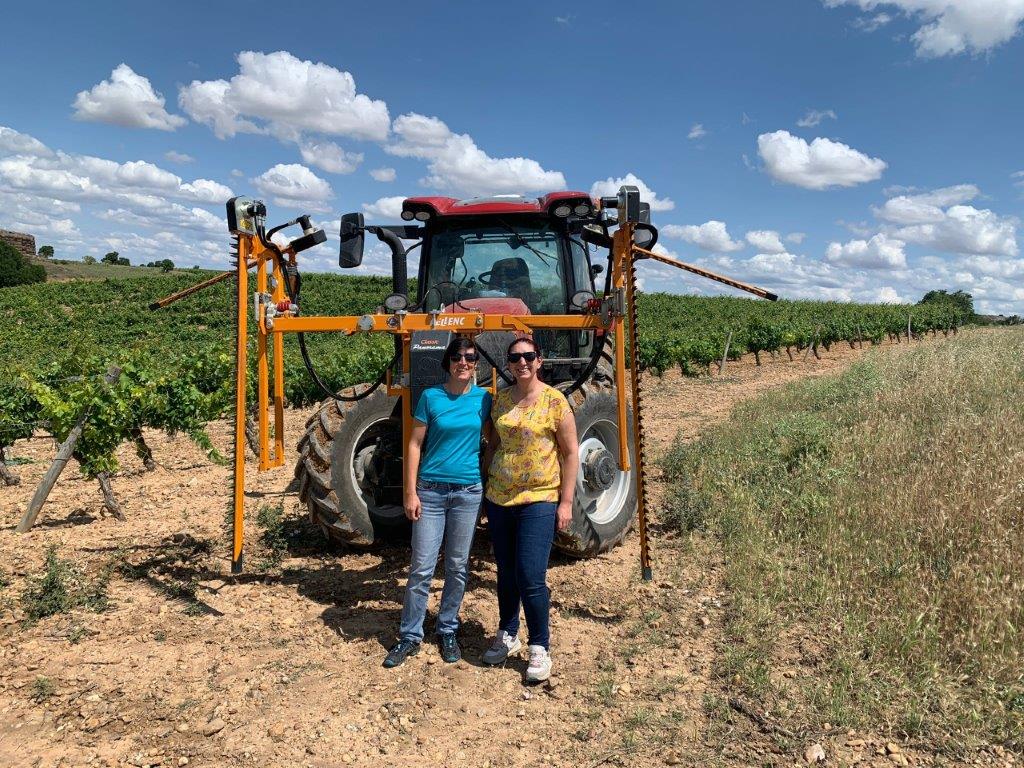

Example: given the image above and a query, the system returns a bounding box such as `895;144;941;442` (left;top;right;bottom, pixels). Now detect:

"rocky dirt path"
1;335;1003;768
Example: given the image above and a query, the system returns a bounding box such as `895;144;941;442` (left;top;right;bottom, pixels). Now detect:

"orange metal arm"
632;245;778;301
148;259;257;310
271;312;610;335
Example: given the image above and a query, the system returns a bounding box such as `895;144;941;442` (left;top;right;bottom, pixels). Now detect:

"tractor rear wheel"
295;387;410;546
555;382;637;558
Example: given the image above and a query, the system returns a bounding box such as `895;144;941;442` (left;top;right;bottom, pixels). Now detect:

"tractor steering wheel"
477;270;495;287
427;280;472;310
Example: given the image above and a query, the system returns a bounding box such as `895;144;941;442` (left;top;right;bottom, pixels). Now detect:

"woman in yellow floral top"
481;337;578;682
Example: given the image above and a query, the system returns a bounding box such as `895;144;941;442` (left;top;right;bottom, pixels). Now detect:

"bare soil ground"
0;335;1012;768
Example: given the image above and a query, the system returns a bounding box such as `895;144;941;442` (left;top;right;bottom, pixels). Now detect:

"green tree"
37;245;54;259
82;255;97;265
116;257;130;267
919;289;974;318
160;259;174;272
101;251;120;265
0;241;46;287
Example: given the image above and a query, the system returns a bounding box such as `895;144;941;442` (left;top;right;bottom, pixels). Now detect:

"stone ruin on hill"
0;229;36;259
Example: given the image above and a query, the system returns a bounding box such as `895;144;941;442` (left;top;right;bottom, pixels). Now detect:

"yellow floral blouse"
486;385;572;506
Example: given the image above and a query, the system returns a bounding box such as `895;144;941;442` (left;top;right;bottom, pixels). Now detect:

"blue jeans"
485;499;557;650
398;480;483;643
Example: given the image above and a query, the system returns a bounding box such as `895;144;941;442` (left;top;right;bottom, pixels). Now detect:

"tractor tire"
295;386;410;547
554;381;637;558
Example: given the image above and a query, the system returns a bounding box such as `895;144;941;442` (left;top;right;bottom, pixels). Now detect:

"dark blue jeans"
485;499;557;650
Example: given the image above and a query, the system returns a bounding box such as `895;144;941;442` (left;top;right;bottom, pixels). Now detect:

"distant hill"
39;259;206;281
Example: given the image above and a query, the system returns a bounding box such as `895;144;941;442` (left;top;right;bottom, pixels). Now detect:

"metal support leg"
231;240;249;574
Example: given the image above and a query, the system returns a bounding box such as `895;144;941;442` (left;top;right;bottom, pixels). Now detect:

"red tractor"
295;191;651;558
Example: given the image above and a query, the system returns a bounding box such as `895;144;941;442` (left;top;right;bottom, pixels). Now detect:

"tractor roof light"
553;204;572;218
401;200;437;222
573;203;591;216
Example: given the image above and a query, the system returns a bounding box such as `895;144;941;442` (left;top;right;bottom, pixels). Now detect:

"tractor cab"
340;192;609;377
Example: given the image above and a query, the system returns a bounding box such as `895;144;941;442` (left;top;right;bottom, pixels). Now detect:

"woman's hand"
404;493;422;521
556;501;572;531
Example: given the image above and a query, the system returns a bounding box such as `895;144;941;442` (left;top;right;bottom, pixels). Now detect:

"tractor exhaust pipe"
372;227;408;362
373;227;408;299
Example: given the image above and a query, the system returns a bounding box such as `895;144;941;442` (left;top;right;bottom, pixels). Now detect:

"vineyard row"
0;273;967;489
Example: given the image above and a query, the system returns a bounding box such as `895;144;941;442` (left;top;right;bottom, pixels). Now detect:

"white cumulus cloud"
0;126;53;157
872;184;1018;257
894;205;1018;257
758;130;886;190
96;203;223;237
179;51;390;142
298;139;363;175
0;126;232;207
589;173;675;212
824;0;1024;57
873;184;980;224
388;112;565;196
370;167;396;182
73;64;186;131
688;123;707;140
251;163;333;212
362;196;406;221
874;286;902;302
825;233;907;268
662;221;744;252
786;232;807;244
745;229;786;253
851;12;893;31
164;150;194;164
179;178;234;205
0;127;239;269
796;109;837;127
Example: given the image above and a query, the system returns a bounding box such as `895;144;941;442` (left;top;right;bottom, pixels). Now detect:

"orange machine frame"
228;222;774;577
229;223;653;577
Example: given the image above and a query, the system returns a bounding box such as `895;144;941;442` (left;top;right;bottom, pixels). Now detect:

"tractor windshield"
422;218;568;314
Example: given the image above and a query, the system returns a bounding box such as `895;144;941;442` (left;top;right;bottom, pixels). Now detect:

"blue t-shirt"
413;385;492;485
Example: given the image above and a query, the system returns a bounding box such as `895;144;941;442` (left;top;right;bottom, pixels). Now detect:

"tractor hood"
402;191;592;219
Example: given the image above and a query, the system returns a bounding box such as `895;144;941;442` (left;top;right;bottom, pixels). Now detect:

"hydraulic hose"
255;224;396;404
563;242;616;397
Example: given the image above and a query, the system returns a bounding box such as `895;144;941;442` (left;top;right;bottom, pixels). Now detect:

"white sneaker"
481;631;521;665
526;645;551;682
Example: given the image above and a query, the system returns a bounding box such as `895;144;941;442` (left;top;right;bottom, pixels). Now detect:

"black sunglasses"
450;353;478;363
507;351;539;363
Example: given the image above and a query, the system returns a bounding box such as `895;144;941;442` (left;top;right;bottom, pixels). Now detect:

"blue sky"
1;1;1022;313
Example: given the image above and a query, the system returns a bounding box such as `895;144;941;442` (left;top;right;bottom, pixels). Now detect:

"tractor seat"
488;257;532;307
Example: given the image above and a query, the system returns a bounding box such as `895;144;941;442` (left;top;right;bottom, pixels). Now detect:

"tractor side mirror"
590;263;604;277
339;212;365;268
580;224;613;249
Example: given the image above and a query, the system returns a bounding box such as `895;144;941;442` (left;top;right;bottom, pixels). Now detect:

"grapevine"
0;272;969;489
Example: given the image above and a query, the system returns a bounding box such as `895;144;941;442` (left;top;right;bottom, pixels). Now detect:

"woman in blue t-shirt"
383;336;493;668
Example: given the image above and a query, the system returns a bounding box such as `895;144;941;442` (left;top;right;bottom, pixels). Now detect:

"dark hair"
506;336;541;357
442;336;477;370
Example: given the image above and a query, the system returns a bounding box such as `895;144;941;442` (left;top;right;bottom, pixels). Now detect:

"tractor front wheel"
555;382;637;558
295;387;410;546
